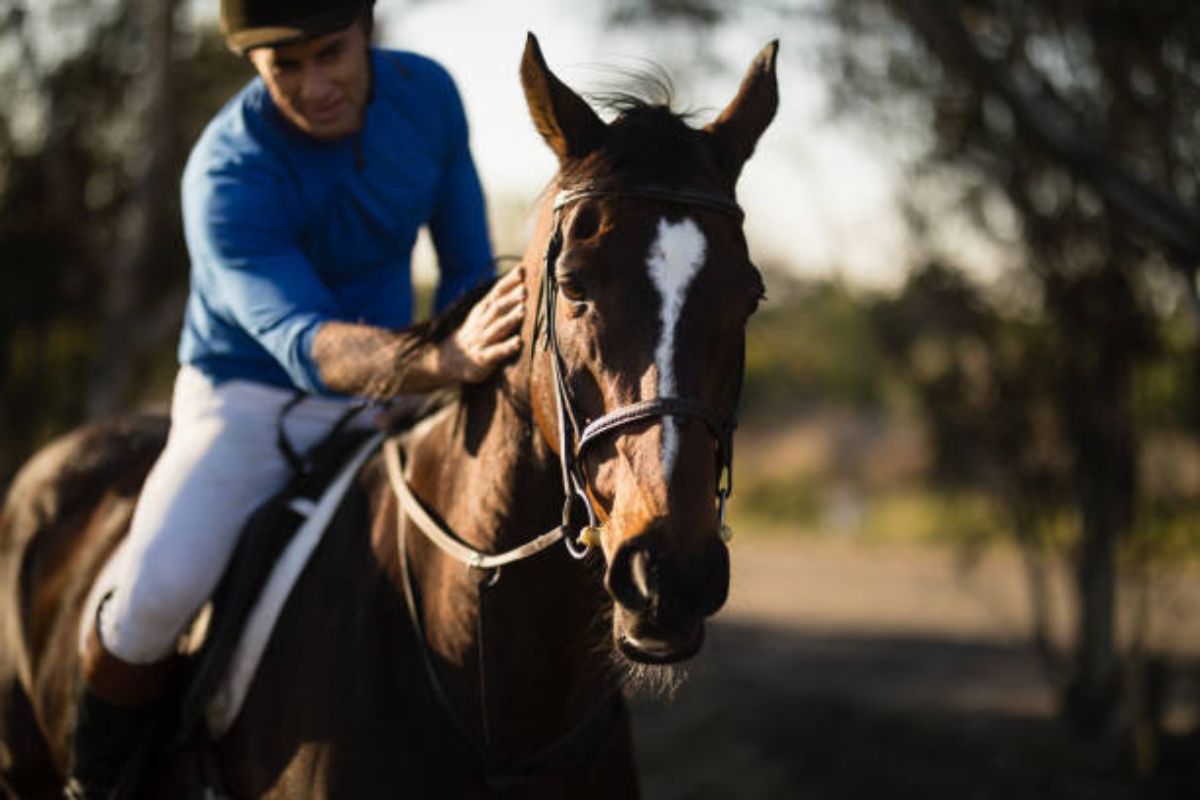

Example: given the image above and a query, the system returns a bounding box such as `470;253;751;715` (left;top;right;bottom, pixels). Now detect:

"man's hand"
434;266;525;383
312;267;527;398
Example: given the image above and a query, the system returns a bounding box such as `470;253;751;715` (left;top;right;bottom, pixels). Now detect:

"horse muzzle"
604;532;730;664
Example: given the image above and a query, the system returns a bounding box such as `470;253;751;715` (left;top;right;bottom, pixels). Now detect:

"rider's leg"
67;367;363;797
65;604;177;800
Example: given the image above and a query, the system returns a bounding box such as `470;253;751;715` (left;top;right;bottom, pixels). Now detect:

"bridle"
539;183;745;558
379;182;748;787
383;182;746;573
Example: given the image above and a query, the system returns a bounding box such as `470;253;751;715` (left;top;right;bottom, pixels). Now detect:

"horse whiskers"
613;656;690;701
586;601;691;701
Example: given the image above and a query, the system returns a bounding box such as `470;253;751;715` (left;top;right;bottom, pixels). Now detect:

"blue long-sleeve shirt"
178;48;494;396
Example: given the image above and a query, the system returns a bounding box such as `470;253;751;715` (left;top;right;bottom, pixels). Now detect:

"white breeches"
97;366;370;664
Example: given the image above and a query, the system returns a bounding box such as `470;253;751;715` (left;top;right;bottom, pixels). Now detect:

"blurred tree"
874;260;1073;683
824;0;1186;736
744;269;885;414
604;0;1199;734
0;1;250;483
86;0;183;418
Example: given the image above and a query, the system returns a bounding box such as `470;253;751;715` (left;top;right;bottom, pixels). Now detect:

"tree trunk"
85;0;180;417
1057;269;1138;734
1013;508;1064;688
1067;454;1123;731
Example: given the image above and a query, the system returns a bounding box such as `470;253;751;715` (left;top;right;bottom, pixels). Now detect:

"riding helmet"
220;0;375;55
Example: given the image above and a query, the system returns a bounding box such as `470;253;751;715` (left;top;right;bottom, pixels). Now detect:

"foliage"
872;261;1072;508
0;3;249;483
760;0;1200;731
743;269;885;414
823;0;1200;276
731;263;1200;568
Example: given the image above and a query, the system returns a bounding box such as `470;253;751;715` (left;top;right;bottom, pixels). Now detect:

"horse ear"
705;41;780;184
520;32;607;162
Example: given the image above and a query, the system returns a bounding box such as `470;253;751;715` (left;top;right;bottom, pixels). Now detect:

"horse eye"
568;205;600;241
558;275;587;302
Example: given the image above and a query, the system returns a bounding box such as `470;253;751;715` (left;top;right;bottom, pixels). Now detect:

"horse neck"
396;374;617;753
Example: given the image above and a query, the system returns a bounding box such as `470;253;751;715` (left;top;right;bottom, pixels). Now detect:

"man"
66;1;523;796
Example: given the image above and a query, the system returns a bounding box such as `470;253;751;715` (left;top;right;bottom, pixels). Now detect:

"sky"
179;0;933;288
371;0;916;288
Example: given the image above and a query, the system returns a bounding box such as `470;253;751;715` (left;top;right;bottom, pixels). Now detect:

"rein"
384;439;565;574
392;504;624;790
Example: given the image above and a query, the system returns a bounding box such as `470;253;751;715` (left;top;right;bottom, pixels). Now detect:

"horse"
0;33;778;798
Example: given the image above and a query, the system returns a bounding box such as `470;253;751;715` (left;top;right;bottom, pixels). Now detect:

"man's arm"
312;266;525;398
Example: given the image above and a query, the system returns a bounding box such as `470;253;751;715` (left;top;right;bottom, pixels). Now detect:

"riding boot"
64;617;175;800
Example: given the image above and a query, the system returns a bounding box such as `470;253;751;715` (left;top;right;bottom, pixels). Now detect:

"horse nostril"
606;543;654;613
630;549;656;602
607;537;728;618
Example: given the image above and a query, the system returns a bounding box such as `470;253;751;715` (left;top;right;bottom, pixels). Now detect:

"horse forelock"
587;63;677;114
561;102;725;192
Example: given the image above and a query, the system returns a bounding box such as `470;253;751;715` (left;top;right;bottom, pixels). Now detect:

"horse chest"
216;558;472;795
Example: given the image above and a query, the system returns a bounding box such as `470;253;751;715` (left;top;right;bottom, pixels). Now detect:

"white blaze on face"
646;217;707;480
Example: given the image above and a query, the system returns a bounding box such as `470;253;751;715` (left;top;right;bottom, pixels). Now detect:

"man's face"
249;21;370;141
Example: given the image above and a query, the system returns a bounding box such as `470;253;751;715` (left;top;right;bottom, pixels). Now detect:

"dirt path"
630;536;1200;799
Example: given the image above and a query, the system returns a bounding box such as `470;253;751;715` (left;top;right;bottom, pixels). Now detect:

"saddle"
166;393;446;746
172;422;380;747
68;394;449;798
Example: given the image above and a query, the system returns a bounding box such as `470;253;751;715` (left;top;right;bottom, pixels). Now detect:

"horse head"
518;34;778;665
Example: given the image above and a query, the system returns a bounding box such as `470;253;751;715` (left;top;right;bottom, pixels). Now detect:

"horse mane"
404;279;496;351
377;277;497;429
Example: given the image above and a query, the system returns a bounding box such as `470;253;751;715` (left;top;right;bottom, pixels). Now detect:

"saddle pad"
204;430;385;736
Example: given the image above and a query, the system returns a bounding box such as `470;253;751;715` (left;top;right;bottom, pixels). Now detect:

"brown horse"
0;34;777;798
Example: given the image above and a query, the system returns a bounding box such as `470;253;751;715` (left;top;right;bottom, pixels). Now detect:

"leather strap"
384;438;567;571
540;184;743;555
394;486;624;789
578;397;726;454
554;184;744;220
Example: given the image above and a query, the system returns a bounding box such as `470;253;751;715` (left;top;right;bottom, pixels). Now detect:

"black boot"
64;683;159;800
64;616;174;799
